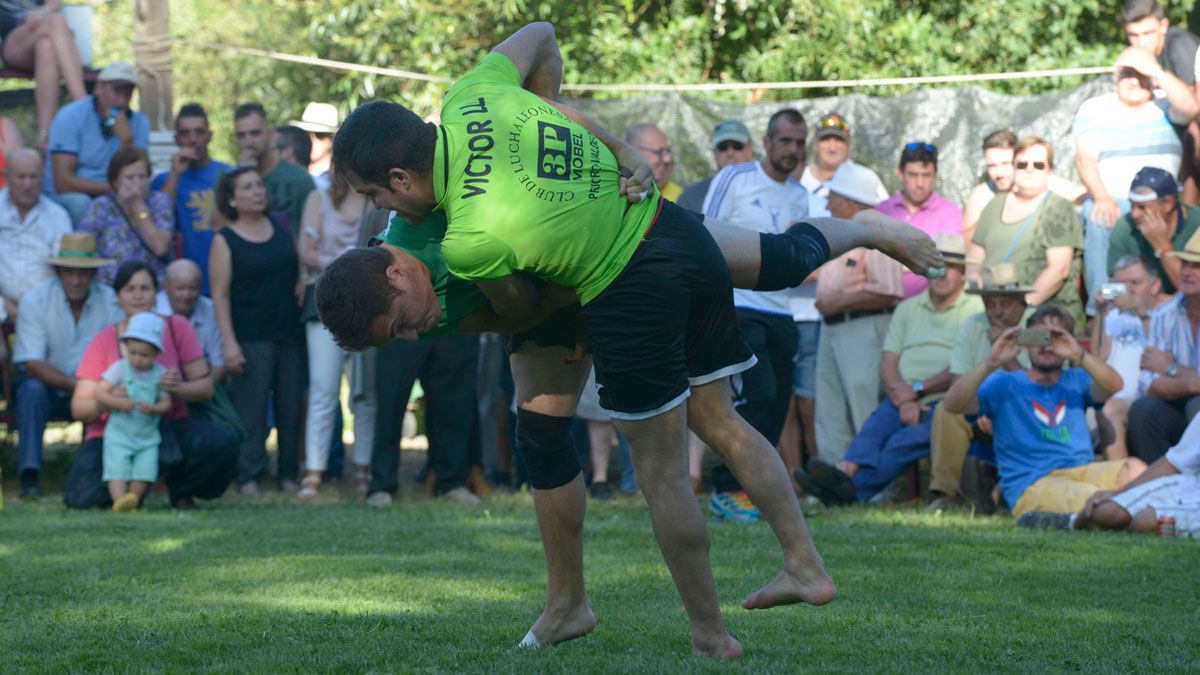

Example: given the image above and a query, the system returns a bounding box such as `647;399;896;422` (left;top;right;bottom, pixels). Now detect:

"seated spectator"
45;62;150;224
288;102;339;190
1090;255;1169;460
626;123;682;201
676;119;753;212
71;261;237;510
963;129;1086;242
0;148;71;322
927;264;1031;511
234;102;316;232
77;146;174;286
1074;58;1182;315
154;259;224;381
1126;234;1200;462
1106;167;1199;293
1072;410;1200;536
967;137;1085;328
0;0;86;149
0;116;24;187
942;306;1146;524
796;234;981;504
11;232;121;498
151;103;231;290
876;141;963;298
209;167;306;496
298;169;375;500
810;162;902;466
800;113;888;218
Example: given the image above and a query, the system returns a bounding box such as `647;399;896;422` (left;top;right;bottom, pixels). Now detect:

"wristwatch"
911;381;925;396
1166;363;1180;377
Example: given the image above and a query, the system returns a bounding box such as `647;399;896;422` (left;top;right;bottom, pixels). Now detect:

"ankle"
20;469;39;488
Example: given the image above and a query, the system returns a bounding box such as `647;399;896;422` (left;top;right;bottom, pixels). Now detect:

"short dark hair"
107;146;149;186
766;108;806;138
216;166;263;220
982;129;1018;152
275;124;312;167
234;102;267;123
316;246;397;351
113;260;158;293
1122;0;1164;24
176;102;209;129
899;141;938;170
333;101;436;186
1027;304;1076;335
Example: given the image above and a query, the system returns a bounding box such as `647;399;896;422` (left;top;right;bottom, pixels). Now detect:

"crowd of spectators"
0;0;1196;536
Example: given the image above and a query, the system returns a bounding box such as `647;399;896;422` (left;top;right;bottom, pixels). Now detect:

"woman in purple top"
78;146;174;286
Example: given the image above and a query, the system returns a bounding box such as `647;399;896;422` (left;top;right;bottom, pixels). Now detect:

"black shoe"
18;484;43;500
793;468;840;507
961;457;1000;515
589;481;615;500
172;496;198;511
806;459;857;505
1017;511;1073;530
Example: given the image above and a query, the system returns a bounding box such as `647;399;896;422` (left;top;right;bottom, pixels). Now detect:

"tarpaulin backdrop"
567;76;1111;204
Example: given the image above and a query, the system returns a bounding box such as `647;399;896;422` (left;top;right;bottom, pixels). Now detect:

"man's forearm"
1079;350;1122;397
1147;367;1200;399
1158;71;1200;120
1076;155;1110;201
921;368;953;395
24;359;76;392
817;289;897;316
943;361;994;415
1026;262;1069;306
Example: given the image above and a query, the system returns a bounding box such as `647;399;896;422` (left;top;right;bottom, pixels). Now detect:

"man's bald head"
164;259;203;317
625;123;675;189
5;148;43;211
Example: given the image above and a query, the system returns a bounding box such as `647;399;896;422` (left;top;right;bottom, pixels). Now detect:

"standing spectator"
0;147;71;322
799;113;887;218
676;119;753;212
967;137;1085;327
942;306;1145;525
274;125;311;173
701;108;808;507
797;234;981;504
209;166;306;495
0;0;86;149
1074;60;1183;315
626;123;682;201
298;169;375;500
1106;167;1200;294
45;62;150;224
71;261;237;510
11;232;121;498
1126;235;1200;463
151;103;231;291
876;142;963;298
1090;256;1169;460
926;264;1031;511
809;162;902;467
290;102;339;191
233;102;316;232
155;259;224;382
1120;0;1200;203
77;146;174;286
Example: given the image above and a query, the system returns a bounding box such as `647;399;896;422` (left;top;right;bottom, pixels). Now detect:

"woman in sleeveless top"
209;166;307;495
297;168;374;499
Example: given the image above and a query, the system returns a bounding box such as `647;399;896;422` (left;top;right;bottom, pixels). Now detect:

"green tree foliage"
89;0;1194;159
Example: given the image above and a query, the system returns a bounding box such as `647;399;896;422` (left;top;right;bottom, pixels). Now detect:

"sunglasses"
1015;160;1048;171
819;114;848;130
715;140;745;152
904;141;937;153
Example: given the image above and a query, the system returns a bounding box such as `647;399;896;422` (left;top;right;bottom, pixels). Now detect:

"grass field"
1;488;1197;673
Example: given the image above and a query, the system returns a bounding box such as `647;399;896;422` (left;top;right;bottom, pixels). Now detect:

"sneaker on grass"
366;491;393;508
709;490;761;523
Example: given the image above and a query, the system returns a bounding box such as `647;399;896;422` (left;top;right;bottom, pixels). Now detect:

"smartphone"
1016;329;1051;347
1100;282;1127;301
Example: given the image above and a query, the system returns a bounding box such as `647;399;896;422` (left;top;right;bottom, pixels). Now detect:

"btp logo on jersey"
538;121;573;181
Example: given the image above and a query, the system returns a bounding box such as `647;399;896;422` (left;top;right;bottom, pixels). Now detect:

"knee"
34;35;53;56
515;408;580;490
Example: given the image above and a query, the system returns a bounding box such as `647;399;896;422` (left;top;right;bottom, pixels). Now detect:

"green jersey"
435;52;660;305
376;210;487;338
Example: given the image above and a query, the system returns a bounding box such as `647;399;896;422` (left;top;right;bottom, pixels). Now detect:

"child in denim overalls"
95;312;172;512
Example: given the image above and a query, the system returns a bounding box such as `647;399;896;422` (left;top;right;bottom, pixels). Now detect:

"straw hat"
1166;228;1200;263
290;102;339;134
967;263;1035;296
45;232;115;268
934;233;967;264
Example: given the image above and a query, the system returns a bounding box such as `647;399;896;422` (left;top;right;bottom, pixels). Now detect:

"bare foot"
856;210;944;277
691;630;743;659
741;568;837;610
520;602;596;648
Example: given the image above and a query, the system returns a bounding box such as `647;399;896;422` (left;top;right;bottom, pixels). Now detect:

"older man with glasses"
625;122;682;201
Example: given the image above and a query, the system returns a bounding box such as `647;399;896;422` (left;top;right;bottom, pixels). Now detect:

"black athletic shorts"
581;199;756;419
507;305;581;355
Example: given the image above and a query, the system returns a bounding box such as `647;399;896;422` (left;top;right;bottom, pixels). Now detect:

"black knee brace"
755;221;831;291
515;409;581;490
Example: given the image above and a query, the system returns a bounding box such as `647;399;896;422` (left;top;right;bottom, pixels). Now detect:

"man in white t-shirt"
702;108;809;496
1090;255;1169;459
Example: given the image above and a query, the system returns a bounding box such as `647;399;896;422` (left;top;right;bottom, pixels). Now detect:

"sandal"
351;464;371;496
297;473;321;501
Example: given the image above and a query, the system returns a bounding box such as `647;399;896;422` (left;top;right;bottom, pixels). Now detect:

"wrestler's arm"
457;283;578;335
494;22;562;99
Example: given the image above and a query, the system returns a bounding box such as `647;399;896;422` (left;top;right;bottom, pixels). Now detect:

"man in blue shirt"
150;104;230;291
943;305;1147;525
44;62;151;224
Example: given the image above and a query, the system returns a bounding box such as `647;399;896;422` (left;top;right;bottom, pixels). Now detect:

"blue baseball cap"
1129;166;1182;203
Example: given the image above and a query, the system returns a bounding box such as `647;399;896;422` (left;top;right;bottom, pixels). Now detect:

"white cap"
826;161;887;207
98;62;138;85
121;312;165;352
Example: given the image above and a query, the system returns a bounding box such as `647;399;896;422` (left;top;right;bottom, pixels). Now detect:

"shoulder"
445;52;521;104
53;97;91;124
712;162;757;186
1075;93;1115;118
